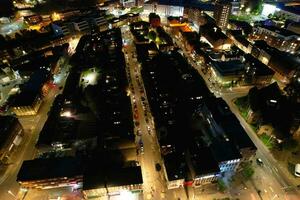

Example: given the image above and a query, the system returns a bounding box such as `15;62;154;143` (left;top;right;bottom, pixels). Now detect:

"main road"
121;25;174;200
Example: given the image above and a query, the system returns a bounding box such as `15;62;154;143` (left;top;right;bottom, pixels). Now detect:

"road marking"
269;186;274;192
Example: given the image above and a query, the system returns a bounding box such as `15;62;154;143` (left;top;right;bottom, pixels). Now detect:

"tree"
148;30;157;41
217;179;227;192
282;138;298;151
242;162;254;180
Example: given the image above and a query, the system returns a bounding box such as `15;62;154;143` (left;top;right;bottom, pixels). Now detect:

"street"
0;55;71;200
164;24;300;200
121;25;169;200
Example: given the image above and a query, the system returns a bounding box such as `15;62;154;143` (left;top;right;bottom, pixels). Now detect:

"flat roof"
164;152;186;181
208;98;256;150
0;116;19;149
11;69;50;107
210;140;242;162
17;157;83;182
189;145;220;176
211;60;245;76
107;167;143;187
83;165;142;190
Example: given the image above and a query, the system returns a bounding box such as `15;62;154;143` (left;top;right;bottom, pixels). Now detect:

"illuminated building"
199;22;233;50
24;15;43;25
120;0;135;8
275;5;300;23
251;40;299;84
213;1;231;29
252;25;300;54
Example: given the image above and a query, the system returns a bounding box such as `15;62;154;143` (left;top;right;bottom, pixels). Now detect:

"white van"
295;164;300;177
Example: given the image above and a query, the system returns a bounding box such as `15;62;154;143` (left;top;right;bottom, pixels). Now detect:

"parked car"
256;158;263;166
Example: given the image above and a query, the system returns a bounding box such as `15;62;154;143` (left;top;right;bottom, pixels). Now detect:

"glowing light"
51;12;61;21
262;4;278;16
60;111;72;117
86;73;96;82
119;190;134;200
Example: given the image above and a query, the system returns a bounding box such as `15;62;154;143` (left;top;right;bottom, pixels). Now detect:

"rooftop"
211;60;245;77
17;157;83;182
164;152;186;181
259;25;300;38
0;116;19;149
210;139;242;162
244;54;275;76
200;22;229;43
189;145;220;176
11;69;50;107
208;98;256;150
83;165;142;190
254;40;300;75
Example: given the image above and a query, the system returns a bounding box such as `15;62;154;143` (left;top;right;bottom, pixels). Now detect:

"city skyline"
0;0;300;200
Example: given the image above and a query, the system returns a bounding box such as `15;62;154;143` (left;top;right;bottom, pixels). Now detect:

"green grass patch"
234;96;248;110
234;96;249;120
240;110;248;120
230;15;252;22
250;124;259;133
259;133;274;149
130;7;144;13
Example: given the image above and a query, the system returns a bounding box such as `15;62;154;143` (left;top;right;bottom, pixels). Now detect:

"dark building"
83;165;143;198
158;0;184;6
10;69;51;116
17;157;83;189
186;145;220;186
164;152;187;189
0;116;23;164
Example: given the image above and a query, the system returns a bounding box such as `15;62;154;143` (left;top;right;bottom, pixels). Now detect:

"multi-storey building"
120;0;136;8
10;69;50;116
17;157;83;189
83;166;143;199
73;20;90;33
252;25;300;54
0;116;23;164
213;1;231;29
